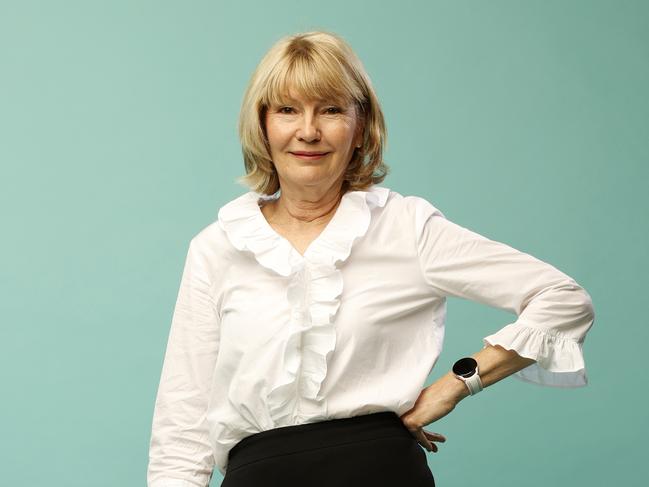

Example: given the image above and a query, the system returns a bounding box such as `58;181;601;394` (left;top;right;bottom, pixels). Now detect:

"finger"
414;429;436;453
427;435;445;443
423;430;446;441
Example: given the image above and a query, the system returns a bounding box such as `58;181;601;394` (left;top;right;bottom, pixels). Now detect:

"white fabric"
147;185;595;485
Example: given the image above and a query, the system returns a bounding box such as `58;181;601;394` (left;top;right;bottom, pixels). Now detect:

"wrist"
445;371;471;402
451;356;485;397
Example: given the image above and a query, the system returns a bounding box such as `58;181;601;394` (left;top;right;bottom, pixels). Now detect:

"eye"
325;106;342;114
278;106;294;114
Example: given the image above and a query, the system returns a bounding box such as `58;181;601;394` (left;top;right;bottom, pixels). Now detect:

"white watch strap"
464;371;484;395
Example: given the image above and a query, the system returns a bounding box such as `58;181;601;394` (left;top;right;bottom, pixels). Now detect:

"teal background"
1;0;647;485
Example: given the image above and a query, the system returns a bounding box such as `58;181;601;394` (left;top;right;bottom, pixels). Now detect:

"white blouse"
147;185;595;486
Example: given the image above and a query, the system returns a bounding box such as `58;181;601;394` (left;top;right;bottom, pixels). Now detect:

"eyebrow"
274;97;346;106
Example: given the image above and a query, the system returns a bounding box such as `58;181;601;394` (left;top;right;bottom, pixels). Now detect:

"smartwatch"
452;357;484;395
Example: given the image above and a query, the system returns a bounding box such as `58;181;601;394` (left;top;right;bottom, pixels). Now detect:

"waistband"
227;411;412;473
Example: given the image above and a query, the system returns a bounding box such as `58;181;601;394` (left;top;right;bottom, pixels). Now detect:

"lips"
290;151;330;160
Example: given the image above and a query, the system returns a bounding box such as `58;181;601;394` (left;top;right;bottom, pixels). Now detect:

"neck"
264;182;345;229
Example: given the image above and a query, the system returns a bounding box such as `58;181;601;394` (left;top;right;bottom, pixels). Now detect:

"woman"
147;31;595;486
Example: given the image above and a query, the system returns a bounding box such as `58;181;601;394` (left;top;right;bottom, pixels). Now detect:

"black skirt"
220;410;436;486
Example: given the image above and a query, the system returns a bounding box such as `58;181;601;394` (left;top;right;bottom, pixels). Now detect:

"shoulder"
381;189;447;228
184;192;256;268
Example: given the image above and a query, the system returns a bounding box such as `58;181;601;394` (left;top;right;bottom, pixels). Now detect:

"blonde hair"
236;30;390;195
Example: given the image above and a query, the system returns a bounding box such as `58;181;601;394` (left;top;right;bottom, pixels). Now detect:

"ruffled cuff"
482;323;588;388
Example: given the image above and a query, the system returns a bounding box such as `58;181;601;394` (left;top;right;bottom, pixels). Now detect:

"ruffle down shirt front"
147;185;595;486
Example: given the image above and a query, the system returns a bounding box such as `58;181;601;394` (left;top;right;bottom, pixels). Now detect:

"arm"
400;197;595;450
412;196;595;388
147;237;220;487
438;344;539;404
402;344;538;451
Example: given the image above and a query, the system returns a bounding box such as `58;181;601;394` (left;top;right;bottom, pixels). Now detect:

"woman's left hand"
399;373;468;452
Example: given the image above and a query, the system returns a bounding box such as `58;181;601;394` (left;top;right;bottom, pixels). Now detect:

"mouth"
290;151;330;160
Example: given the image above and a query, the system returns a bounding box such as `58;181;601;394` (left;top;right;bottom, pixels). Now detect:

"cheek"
332;125;357;147
265;121;290;149
325;118;356;141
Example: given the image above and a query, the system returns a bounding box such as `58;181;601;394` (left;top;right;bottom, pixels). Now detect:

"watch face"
453;357;478;378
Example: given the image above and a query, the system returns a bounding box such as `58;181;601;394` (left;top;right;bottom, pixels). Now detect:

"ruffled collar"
217;185;390;422
217;185;391;277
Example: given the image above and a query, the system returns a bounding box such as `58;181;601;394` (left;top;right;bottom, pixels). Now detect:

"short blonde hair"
236;30;390;195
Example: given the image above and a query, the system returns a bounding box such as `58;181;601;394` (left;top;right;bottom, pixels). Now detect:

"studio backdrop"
1;1;646;486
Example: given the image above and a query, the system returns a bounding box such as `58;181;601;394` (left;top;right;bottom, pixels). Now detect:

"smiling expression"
264;90;364;191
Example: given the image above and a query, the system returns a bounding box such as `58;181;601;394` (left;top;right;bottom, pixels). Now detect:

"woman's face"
264;89;363;194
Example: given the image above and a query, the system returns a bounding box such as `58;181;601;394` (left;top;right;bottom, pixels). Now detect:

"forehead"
268;89;353;107
280;91;340;103
265;70;354;107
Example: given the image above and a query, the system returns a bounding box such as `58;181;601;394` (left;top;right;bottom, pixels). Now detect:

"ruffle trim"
482;322;588;388
217;185;391;422
216;191;296;277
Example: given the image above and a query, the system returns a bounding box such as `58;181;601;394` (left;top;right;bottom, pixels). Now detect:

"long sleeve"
147;237;221;487
412;197;595;388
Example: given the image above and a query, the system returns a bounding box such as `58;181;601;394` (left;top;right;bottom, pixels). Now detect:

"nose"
296;113;320;142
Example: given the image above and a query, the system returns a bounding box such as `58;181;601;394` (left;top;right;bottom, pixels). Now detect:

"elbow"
564;278;595;321
572;285;595;335
557;280;596;335
582;290;596;330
